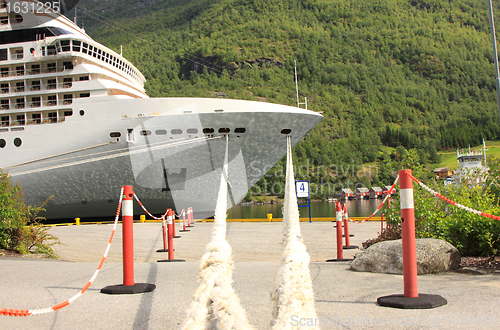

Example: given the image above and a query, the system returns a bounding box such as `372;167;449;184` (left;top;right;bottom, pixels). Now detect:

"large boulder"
350;238;461;275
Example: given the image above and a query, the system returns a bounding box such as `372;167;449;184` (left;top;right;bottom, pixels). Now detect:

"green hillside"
71;0;500;191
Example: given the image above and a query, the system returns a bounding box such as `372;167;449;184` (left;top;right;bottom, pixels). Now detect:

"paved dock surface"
1;221;499;329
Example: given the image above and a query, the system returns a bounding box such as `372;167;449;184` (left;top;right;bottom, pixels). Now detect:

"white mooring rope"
271;136;319;329
181;135;253;330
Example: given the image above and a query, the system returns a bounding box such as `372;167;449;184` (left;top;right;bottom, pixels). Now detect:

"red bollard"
377;170;447;309
101;185;156;294
399;170;418;298
187;207;194;227
158;209;185;262
179;209;190;232
156;213;169;253
343;203;358;249
326;201;352;262
172;211;180;238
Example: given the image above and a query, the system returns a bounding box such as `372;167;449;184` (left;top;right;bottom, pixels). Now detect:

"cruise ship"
0;0;323;219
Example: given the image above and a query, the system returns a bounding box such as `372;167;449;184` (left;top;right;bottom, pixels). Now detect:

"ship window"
47;79;56;89
11;48;23;60
0;15;7;25
1;83;8;93
0;49;6;61
15;81;24;92
47;62;56;73
110;132;121;138
0;139;5;148
203;128;214;134
72;40;81;52
11;13;23;24
281;129;291;134
60;40;70;52
63;77;72;88
218;127;230;133
1;116;9;126
127;129;134;143
0;99;9;110
79;92;90;98
63;61;73;70
31;64;40;74
140;130;151;136
82;42;88;54
171;129;182;135
13;137;21;147
16;114;25;125
64;110;73;116
79;75;89;81
31;96;40;107
47;95;57;106
0;0;5;9
155;129;167;135
79;110;84;116
214;109;224;113
47;45;56;55
63;94;73;105
15;65;23;75
31;80;40;91
0;67;8;76
31;113;41;124
48;112;57;123
186;128;198;134
234;128;246;133
15;98;24;109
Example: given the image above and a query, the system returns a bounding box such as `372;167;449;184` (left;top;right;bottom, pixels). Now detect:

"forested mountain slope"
73;0;500;168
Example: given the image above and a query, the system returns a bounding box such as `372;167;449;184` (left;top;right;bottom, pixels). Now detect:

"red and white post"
156;212;169;253
101;185;156;294
326;201;352;261
179;209;190;232
400;169;418;298
343;203;358;249
158;209;185;262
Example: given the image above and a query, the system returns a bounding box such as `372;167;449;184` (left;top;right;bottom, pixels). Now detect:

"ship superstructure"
0;0;323;219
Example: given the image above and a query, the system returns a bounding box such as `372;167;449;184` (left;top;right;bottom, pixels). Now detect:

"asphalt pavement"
1;221;499;329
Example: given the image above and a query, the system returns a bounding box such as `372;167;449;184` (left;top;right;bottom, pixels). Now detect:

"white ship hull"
3;97;322;219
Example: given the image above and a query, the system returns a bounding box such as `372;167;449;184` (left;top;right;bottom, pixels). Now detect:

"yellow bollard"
267;213;272;222
75;218;80;226
140;215;146;223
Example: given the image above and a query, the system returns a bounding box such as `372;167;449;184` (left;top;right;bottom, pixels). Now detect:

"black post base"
377;294;447;309
326;258;354;262
157;259;185;262
156;248;170;252
343;245;359;249
101;283;156;295
179;230;190;232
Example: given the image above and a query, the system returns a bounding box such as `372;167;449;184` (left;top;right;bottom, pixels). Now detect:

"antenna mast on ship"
488;0;500;122
294;60;307;109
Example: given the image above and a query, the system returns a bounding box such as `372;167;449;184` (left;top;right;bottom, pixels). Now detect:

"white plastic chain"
1;187;125;317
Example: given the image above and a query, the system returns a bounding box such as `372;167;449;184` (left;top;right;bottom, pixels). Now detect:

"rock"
350;238;461;275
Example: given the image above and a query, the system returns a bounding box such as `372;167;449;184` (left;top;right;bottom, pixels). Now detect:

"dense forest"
70;0;500;195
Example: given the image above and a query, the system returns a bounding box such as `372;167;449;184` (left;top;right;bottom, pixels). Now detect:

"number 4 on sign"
296;181;309;198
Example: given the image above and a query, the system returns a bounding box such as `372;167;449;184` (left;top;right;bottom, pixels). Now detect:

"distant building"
356;187;369;199
433;167;452;180
339;188;354;200
369;187;383;199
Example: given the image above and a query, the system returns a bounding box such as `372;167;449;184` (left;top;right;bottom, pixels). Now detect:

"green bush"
0;170;59;257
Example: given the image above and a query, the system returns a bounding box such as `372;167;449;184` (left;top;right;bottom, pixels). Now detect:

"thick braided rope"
0;187;124;317
347;175;399;223
405;170;500;221
181;135;253;330
271;136;318;329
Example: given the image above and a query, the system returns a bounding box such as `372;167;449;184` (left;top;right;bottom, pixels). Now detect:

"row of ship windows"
0;13;23;26
0;137;22;148
109;127;247;138
0;92;89;110
0;75;89;94
1;110;73;127
0;61;81;77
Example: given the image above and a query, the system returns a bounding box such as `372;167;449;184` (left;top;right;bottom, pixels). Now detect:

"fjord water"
227;198;386;220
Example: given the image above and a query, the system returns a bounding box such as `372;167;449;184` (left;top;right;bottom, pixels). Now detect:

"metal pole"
488;0;500;122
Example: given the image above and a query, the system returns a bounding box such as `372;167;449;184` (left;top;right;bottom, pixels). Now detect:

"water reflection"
227;198;388;219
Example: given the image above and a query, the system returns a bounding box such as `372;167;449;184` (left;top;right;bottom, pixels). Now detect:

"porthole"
0;139;5;148
155;129;167;135
13;137;21;147
140;130;151;136
171;129;182;135
203;128;214;134
187;128;198;134
281;129;291;135
235;128;246;133
219;128;230;133
79;110;85;116
110;132;121;138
